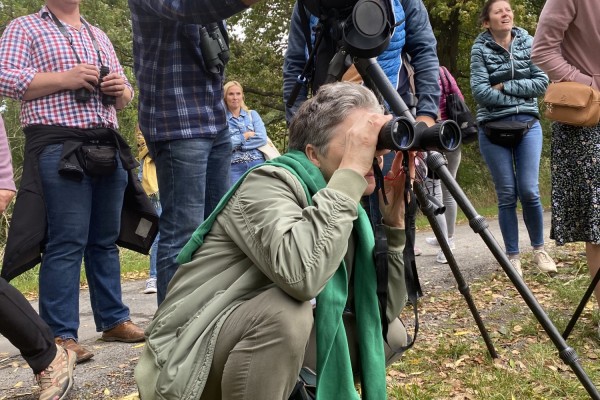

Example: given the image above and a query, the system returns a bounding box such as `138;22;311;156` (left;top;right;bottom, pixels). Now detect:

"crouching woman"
135;82;411;400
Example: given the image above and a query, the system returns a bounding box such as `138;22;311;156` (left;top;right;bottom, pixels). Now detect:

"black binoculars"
377;117;462;152
74;66;116;107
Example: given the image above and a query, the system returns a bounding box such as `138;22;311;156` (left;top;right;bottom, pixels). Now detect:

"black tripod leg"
352;56;600;399
413;182;498;359
563;266;600;340
426;151;600;400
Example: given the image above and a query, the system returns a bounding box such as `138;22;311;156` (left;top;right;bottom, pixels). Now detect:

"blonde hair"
223;81;249;112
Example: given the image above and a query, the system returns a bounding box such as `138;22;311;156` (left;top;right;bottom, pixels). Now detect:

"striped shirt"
128;0;248;142
0;6;131;129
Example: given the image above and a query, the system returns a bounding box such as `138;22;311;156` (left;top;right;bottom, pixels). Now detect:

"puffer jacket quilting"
470;27;548;123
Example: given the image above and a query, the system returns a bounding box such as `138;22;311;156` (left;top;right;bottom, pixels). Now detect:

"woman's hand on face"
338;112;392;177
379;151;415;228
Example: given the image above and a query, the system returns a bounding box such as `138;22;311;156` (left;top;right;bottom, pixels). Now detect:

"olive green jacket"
134;166;407;400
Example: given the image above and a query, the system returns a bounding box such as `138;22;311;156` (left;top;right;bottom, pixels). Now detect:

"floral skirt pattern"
550;122;600;245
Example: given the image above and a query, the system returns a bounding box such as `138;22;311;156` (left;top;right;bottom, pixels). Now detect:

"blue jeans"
38;144;130;340
230;158;264;186
149;195;162;279
148;128;232;304
479;115;544;255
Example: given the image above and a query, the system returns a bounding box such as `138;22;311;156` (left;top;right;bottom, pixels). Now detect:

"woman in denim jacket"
224;81;267;186
470;0;555;276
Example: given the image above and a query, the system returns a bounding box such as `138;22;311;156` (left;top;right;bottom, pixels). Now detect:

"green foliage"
0;0;552;247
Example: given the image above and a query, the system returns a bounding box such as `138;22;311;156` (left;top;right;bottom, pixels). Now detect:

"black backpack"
440;66;478;145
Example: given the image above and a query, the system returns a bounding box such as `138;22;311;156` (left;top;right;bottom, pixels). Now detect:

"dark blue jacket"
470;27;549;123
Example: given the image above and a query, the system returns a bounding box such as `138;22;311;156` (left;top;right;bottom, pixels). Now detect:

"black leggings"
0;277;55;373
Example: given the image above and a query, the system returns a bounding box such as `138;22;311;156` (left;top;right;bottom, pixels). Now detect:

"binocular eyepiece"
377;117;462;152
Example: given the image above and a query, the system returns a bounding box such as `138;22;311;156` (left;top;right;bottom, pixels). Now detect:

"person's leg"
478;127;520;256
201;287;313;400
424;177;448;242
514;120;544;248
38;144;91;340
205;128;233;218
230;158;263;187
84;158;131;332
441;148;461;239
148;196;161;279
0;277;56;374
586;243;600;309
150;131;231;304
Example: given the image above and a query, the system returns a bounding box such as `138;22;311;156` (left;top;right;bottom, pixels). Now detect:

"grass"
386;241;600;399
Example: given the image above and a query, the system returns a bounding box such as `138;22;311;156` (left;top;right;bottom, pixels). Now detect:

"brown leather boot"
101;320;145;343
55;337;94;363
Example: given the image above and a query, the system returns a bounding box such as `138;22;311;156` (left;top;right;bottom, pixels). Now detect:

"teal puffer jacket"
470;27;548;123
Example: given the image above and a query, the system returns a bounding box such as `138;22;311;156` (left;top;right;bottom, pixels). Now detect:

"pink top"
0;115;16;192
531;0;600;90
438;66;464;121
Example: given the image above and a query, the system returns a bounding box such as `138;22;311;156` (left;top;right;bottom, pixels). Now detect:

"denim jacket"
283;0;440;122
226;109;267;163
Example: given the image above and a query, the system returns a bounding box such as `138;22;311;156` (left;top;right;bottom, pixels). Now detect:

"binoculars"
377;117;462;152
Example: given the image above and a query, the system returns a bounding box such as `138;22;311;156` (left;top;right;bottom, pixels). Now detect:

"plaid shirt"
128;0;248;142
0;6;131;129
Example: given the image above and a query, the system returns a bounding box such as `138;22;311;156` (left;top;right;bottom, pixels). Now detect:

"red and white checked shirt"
0;6;132;129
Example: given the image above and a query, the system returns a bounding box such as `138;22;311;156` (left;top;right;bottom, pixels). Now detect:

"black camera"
377;117;462;152
200;23;229;74
74;65;116;106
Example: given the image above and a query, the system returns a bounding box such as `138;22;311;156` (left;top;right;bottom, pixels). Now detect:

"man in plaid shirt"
128;0;263;304
0;0;145;364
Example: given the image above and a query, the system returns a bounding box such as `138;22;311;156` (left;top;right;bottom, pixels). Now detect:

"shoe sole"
143;289;157;294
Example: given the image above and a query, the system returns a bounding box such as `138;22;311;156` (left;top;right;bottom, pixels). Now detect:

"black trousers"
0;277;55;373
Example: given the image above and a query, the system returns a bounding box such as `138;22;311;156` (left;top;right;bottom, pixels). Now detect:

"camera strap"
46;9;103;66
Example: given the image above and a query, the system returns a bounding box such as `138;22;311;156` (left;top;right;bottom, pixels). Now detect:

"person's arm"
470;44;521;107
500;35;549;99
241;111;268;150
401;0;440;122
531;0;590;86
129;0;259;24
0;117;15;213
228;112;390;301
283;2;310;124
0;20;98;101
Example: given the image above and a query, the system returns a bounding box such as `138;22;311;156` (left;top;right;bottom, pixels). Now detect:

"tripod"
350;56;600;399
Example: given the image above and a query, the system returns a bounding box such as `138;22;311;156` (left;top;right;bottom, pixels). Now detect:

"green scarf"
177;151;387;399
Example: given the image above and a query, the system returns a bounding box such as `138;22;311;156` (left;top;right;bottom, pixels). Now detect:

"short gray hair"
288;82;383;156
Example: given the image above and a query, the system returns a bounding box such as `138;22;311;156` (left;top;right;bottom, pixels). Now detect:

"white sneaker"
435;249;448;264
425;236;456;250
533;250;557;273
143;278;157;294
509;258;523;278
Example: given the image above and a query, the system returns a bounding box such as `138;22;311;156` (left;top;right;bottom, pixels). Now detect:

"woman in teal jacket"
470;0;555;277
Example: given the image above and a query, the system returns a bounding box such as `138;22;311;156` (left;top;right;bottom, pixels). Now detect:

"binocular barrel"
378;117;462;152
